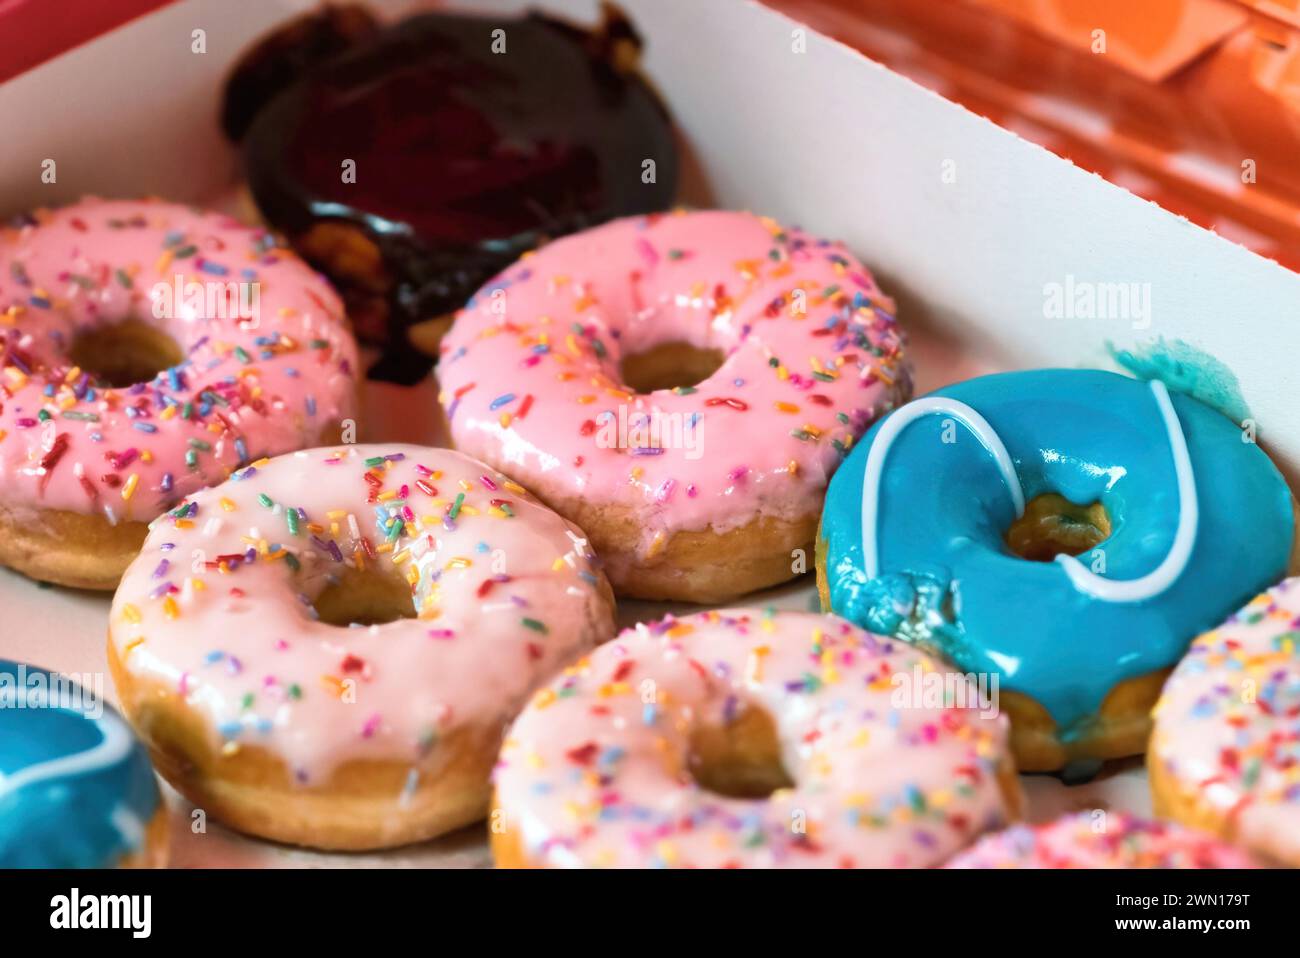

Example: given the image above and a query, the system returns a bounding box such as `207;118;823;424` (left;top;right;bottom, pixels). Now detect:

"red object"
0;0;176;84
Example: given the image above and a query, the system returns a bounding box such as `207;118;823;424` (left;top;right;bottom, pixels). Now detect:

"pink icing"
0;198;357;523
944;811;1257;868
437;211;908;563
108;444;614;784
1151;576;1300;865
494;609;1015;868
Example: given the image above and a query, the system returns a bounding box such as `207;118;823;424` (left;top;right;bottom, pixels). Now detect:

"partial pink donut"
0;197;358;523
945;812;1257;868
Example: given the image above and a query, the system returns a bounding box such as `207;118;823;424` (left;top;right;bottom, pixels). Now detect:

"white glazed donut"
945;811;1257;868
1150;576;1300;865
108;443;615;850
492;608;1020;867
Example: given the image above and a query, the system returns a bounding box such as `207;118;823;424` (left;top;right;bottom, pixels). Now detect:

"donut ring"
491;609;1020;868
1;660;167;868
108;444;614;850
1151;576;1300;866
818;369;1296;771
944;811;1257;868
438;211;909;602
230;7;678;383
0;198;358;589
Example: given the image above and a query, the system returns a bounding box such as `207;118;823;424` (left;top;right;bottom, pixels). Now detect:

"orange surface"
973;0;1247;81
769;0;1300;271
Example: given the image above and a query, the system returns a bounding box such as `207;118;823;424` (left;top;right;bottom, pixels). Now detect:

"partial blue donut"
0;660;161;867
820;369;1294;736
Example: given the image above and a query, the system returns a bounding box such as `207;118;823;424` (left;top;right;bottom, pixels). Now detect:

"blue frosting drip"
821;369;1294;736
0;660;160;868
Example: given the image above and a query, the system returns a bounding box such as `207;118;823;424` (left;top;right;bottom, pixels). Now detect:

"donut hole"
687;706;796;799
68;319;183;388
620;341;724;394
312;566;417;626
1005;493;1112;562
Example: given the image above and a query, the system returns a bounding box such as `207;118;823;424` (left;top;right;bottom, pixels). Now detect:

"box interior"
0;0;1274;864
3;0;1294;473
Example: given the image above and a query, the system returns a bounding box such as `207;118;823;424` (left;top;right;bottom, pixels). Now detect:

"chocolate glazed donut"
223;4;679;383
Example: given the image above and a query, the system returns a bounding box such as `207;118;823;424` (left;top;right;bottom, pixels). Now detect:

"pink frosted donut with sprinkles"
437;210;909;603
491;609;1020;868
107;444;615;850
0;197;358;590
1151;575;1300;866
944;811;1257;868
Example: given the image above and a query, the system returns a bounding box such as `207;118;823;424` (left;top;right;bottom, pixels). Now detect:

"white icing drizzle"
859;380;1198;604
0;709;134;798
1055;380;1198;603
861;396;1025;578
111;805;146;847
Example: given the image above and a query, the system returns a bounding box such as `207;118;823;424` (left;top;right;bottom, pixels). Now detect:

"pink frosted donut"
1151;576;1300;865
108;443;615;850
944;811;1257;868
437;211;909;602
0;198;358;589
491;609;1019;868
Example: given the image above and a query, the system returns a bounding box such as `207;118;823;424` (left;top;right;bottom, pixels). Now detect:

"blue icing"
0;661;160;868
1108;337;1251;425
821;369;1293;735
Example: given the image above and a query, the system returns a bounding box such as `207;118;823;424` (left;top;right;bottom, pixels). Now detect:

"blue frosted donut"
0;661;165;867
817;369;1295;771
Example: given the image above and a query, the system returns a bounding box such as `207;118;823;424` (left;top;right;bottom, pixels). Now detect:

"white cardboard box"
4;0;1282;866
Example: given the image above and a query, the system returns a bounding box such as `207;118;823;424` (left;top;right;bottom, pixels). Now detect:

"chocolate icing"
229;7;678;382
